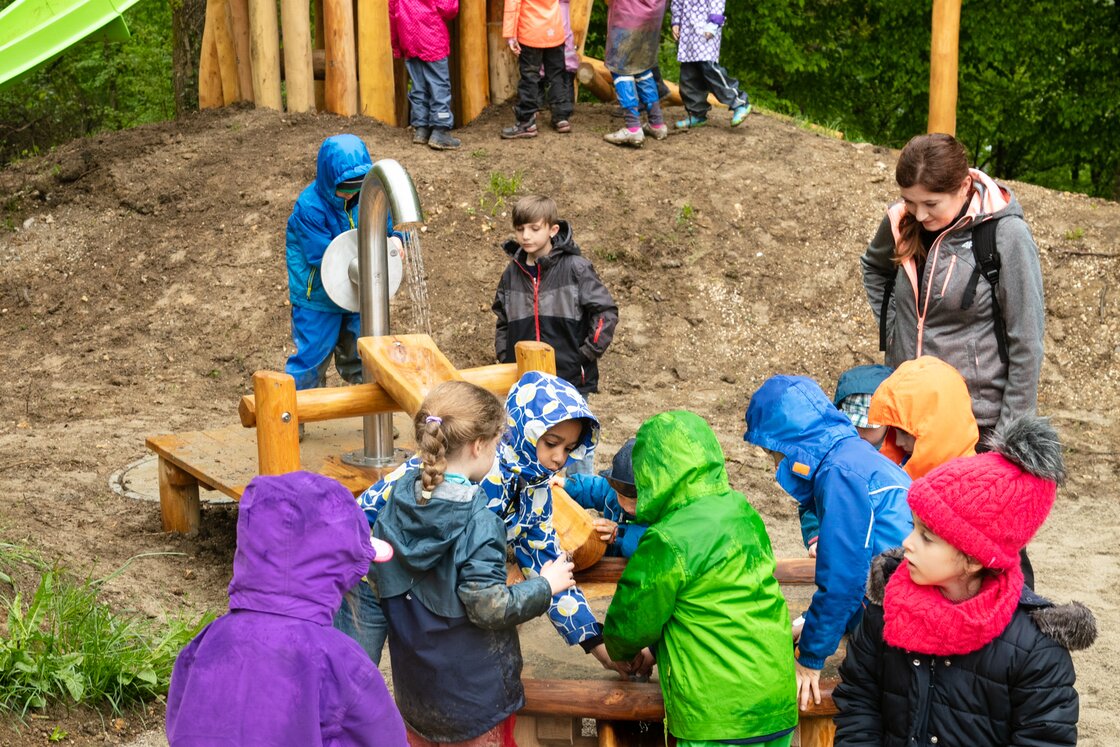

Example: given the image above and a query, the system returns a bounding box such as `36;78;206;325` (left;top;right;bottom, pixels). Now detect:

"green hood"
634;410;730;525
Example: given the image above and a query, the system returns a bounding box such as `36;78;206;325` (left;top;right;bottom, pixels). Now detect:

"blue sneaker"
675;115;708;130
731;104;752;127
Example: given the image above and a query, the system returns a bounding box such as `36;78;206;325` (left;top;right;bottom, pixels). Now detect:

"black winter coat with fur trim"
834;550;1096;747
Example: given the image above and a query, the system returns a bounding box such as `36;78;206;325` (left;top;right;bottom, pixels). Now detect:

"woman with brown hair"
861;133;1045;443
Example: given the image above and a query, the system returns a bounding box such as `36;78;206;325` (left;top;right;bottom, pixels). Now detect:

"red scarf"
882;559;1024;656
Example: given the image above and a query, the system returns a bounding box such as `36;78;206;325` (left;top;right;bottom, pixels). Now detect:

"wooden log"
323;0;359;115
577;58;614;103
157;457;201;534
575;556;817;586
357;0;397;123
227;0;254;102
928;0;961;135
486;0;518;104
457;0;489;124
359;334;465;416
596;721;618;747
198;1;224;108
253;371;301;474
515;341;557;377
247;0;283;108
313;0;326;109
280;0;316;111
799;716;837;747
551;484;607;571
210;0;242;104
520;678;839;720
238;363;520;427
569;0;593;54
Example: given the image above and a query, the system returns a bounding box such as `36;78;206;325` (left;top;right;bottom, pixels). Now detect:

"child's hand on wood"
549;475;565;490
629;648;655;679
589;643;631;678
540;556;575;595
795;663;822;710
592;517;618;543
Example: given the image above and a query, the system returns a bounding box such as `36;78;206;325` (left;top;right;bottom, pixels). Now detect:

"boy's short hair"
512;195;559;228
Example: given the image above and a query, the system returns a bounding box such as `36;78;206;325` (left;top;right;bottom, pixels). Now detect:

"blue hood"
314;134;372;205
497;370;599;486
744;375;860;505
228;471;376;625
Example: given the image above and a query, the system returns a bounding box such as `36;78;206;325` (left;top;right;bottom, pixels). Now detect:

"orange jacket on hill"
869;356;978;479
503;0;564;48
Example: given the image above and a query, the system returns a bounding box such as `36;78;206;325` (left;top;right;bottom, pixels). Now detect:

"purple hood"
229;471;375;625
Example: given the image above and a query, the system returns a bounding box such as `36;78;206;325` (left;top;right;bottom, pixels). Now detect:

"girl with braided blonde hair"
370;380;576;745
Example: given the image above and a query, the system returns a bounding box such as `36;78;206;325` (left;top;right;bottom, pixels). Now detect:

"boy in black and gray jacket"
492;196;618;398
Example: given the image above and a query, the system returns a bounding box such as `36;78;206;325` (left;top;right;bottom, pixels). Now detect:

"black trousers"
678;60;749;116
515;45;572;123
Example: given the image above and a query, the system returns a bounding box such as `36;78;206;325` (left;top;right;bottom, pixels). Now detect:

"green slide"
0;0;145;88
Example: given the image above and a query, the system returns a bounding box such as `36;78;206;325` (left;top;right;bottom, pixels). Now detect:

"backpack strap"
960;218;1008;364
878;274;895;353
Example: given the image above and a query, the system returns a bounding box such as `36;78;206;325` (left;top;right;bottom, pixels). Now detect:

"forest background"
0;0;1117;198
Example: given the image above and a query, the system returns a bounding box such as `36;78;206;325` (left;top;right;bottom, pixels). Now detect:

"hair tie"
425;415;443;425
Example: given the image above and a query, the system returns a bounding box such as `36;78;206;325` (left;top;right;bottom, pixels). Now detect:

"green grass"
481;170;523;215
0;544;214;717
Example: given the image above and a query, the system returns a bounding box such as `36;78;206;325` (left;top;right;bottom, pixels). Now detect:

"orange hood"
869;356;978;478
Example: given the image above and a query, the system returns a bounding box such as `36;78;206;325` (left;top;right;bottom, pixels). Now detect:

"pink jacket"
389;0;459;61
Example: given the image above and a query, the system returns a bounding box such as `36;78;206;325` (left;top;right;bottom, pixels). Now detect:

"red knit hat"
907;416;1065;570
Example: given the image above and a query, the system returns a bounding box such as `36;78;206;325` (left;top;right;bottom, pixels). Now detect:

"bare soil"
1;102;1118;745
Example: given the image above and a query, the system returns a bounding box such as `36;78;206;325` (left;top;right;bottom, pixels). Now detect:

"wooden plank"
800;716;837;747
199;0;224;108
575;556;816;586
281;0;316;111
157;457;200;534
227;0;254;102
323;0;358;115
357;0;396;123
238;363;519;426
486;0;518;104
358;334;465;416
928;0;961;135
253;371;301;474
212;0;242;104
457;0;489;123
247;0;283;108
313;0;326;108
521;678;838;720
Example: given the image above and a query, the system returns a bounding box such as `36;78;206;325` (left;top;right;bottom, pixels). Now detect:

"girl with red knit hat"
834;415;1096;746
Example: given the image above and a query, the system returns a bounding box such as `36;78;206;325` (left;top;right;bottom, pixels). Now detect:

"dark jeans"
678;60;749;117
515;44;572;123
405;56;453;130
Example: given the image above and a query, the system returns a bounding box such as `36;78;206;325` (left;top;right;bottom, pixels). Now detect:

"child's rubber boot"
731;104;752;127
412;126;431;145
675;115;708;130
428;128;461;150
604;127;645;148
501;118;538;139
642;122;669;141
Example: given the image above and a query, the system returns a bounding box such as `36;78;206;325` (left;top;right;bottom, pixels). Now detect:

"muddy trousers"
678;60;749;117
515;44;572;123
285;305;363;390
612;69;663;129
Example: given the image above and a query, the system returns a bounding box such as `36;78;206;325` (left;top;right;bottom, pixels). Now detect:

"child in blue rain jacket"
744;375;912;712
562;437;647;558
349;371;640;675
285;134;397;391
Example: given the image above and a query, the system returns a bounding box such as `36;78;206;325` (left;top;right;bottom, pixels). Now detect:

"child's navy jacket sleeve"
798;466;878;669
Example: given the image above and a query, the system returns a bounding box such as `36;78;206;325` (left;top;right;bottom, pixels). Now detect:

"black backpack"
878;218;1008;364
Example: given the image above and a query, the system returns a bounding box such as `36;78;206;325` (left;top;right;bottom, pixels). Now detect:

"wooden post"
199;2;224;108
212;0;242;105
457;0;489;124
928;0;961;135
158;458;201;534
486;0;518;104
227;0;254;102
247;0;283;109
281;0;316;111
596;721;619;747
253;371;301;475
357;0;397;123
313;0;326;109
799;716;837;747
324;0;359;115
515;341;557;377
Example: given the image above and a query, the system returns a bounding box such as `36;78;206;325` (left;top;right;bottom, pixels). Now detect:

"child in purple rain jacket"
165;471;406;747
670;0;751;129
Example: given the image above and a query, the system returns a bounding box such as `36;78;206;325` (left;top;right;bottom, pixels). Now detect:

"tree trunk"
171;0;208;116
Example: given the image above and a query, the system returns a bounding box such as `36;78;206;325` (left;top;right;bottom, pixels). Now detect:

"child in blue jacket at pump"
285;134;398;394
744;375;912;711
345;371;646;676
558;437;648;557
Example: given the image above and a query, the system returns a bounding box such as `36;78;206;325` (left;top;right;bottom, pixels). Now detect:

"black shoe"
501;119;538;139
412;126;431;145
428;128;461;150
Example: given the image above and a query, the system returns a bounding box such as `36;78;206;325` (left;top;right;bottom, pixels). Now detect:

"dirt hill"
1;102;1118;745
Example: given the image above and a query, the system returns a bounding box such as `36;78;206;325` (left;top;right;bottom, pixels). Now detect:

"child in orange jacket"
501;0;572;138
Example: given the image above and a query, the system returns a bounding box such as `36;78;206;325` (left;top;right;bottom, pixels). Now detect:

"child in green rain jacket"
603;410;798;746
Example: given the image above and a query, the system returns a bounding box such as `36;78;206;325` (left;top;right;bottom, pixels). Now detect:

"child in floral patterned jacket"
670;0;751;129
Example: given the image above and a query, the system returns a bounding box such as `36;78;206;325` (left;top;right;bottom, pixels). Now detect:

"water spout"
346;159;422;468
